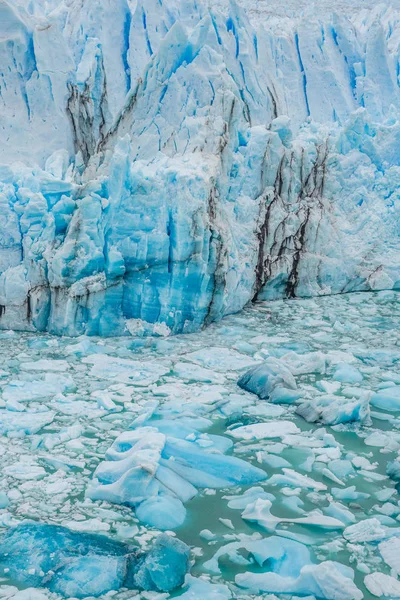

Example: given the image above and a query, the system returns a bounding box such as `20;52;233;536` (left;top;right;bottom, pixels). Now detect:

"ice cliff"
0;0;399;336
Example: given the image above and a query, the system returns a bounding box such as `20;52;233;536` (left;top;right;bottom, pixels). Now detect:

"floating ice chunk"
236;560;362;600
237;358;297;400
365;431;400;450
96;394;119;411
132;534;190;592
2;374;76;402
333;364;363;384
162;437;267;487
20;359;69;372
173;362;225;383
61;519;110;533
324;502;356;525
353;456;376;471
228;421;299;440
332;486;370;502
296;394;370;425
5;399;25;412
387;459;400;482
263;454;291;469
364;572;400;597
343;518;392;543
379;537;400;575
219;518;234;530
329;459;355;479
204;535;311;576
242;499;343;532
49;555;126;598
178;575;232;600
141;419;233;454
270;387;303;404
341;386;368;399
0;524;189;595
51;396;99;417
45;479;71;495
88;423;266;527
136;496;186;530
0;408;54;437
317;380;341;394
326;351;358;365
281;351;326;375
371;386;400;411
281;495;305;514
199;529;216;541
268;469;327;491
4;462;46;480
376;502;398;517
65;337;96;356
0;493;9;509
41;423;83;450
184;347;259;371
83;355;171;385
352;349;400;367
224;487;275;509
321;468;345;486
0;523;130;590
245;404;286;418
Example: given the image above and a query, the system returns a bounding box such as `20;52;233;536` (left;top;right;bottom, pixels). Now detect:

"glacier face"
0;0;399;336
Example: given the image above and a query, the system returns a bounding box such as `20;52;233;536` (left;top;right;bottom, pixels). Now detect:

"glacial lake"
0;290;399;600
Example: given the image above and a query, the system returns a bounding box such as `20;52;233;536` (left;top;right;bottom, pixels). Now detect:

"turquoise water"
0;290;399;599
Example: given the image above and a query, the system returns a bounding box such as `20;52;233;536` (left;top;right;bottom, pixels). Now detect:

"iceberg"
238;355;370;424
296;393;370;425
0;523;190;597
87;419;266;528
237;358;298;401
0;0;399;336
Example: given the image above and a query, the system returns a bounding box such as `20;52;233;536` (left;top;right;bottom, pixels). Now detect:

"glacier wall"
0;0;399;336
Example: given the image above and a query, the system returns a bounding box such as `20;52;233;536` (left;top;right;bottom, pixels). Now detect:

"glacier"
2;2;400;598
0;0;400;335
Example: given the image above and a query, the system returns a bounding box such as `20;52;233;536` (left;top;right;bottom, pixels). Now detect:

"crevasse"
0;0;399;336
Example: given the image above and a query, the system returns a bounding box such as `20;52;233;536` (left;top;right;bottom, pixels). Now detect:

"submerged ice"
0;0;399;335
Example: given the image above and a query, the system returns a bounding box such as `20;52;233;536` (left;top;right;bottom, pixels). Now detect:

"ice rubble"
0;523;190;597
1;0;400;335
237;354;371;425
0;292;398;599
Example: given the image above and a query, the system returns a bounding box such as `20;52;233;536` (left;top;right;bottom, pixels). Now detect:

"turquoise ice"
0;523;189;597
0;0;399;336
